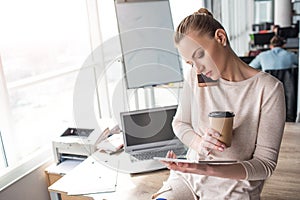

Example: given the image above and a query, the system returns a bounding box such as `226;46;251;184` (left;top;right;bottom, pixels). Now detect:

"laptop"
120;105;187;163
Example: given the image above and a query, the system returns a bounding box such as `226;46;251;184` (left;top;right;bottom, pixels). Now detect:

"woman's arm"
172;70;225;154
172;69;201;151
240;81;285;180
167;161;247;180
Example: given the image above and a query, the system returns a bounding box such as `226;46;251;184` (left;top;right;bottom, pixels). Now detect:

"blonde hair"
174;8;226;44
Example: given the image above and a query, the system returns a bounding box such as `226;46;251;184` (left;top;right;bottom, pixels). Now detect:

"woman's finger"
166;150;177;159
203;134;224;146
207;128;221;138
202;136;225;151
205;129;226;147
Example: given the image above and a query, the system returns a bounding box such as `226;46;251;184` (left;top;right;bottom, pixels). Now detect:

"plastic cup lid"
208;111;235;118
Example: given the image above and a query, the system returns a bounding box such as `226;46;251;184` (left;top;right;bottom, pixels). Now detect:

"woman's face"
177;32;222;80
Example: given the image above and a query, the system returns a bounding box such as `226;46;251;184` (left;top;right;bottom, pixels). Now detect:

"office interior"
0;0;300;200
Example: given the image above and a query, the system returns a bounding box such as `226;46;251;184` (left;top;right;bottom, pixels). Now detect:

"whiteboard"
115;0;183;89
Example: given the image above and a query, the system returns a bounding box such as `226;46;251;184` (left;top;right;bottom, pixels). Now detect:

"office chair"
265;67;298;122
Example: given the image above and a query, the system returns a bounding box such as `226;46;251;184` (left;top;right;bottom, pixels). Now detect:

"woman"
153;8;285;200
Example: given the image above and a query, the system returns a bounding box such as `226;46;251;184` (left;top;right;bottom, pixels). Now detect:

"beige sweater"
172;69;286;199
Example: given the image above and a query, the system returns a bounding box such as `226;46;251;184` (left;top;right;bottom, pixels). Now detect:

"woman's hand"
159;150;177;168
199;128;226;155
160;150;246;179
160;150;208;175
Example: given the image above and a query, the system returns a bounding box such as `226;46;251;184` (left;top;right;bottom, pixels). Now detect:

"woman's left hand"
161;151;207;175
167;162;207;175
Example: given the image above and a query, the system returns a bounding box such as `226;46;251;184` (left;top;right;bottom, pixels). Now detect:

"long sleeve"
172;70;202;152
240;81;286;180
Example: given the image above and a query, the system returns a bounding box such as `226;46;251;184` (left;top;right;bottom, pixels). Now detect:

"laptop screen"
120;105;178;147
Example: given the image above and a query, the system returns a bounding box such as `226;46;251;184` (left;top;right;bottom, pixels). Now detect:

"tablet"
153;157;237;164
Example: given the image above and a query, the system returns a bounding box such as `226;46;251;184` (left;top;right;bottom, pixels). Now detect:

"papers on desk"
97;133;124;154
46;160;82;175
49;156;118;196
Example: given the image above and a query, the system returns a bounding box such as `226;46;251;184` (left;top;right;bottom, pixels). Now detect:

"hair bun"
194;8;213;17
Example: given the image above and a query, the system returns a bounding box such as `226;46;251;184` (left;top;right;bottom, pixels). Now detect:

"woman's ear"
214;29;227;47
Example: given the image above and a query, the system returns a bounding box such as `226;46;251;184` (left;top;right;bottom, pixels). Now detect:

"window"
254;0;273;24
0;0;91;170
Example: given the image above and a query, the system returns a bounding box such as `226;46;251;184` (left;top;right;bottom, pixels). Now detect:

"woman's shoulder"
256;71;281;83
255;71;284;91
260;70;280;79
220;71;281;88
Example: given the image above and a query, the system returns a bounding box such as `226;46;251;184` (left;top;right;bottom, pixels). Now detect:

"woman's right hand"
199;128;226;155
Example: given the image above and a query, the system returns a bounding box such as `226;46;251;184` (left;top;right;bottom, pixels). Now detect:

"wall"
0;161;52;200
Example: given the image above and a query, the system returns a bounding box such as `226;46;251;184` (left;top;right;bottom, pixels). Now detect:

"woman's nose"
193;63;205;74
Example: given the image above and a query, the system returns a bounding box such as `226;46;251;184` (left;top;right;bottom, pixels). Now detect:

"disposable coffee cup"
208;111;235;147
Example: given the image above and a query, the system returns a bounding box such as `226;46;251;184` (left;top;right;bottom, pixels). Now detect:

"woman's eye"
196;52;204;58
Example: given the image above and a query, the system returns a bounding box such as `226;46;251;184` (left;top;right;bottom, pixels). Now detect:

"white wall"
0;161;52;200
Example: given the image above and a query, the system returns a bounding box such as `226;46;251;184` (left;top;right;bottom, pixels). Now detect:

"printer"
52;127;109;164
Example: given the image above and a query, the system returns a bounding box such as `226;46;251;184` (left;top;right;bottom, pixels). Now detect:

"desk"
48;155;169;200
89;169;169;200
45;160;91;200
49;170;169;200
48;123;300;200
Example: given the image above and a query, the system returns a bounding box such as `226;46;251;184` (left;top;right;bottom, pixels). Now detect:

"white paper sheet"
46;160;82;175
49;156;118;195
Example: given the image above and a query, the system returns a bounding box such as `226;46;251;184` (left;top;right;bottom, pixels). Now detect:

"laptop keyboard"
131;147;187;162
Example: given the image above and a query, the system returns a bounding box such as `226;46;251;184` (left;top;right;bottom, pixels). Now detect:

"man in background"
249;35;298;71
